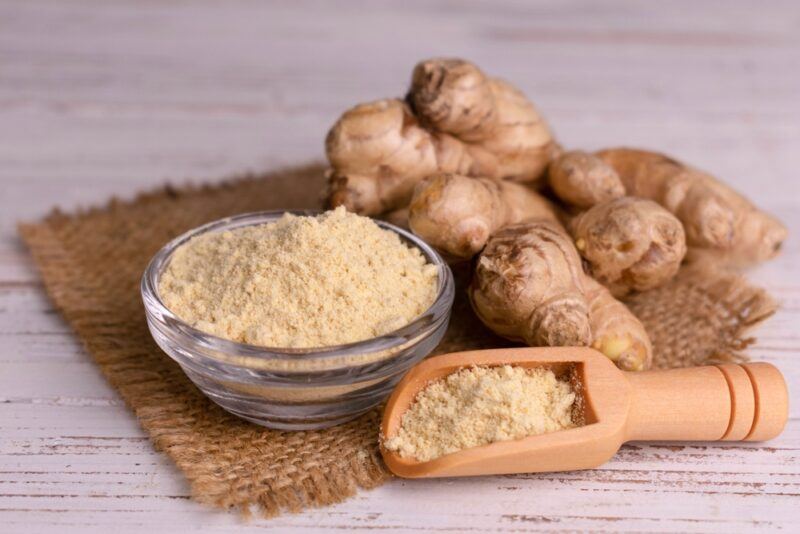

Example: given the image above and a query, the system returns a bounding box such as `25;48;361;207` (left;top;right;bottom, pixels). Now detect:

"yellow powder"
384;365;576;461
158;207;438;348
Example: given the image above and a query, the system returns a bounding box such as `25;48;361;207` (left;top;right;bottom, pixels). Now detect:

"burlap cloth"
19;164;777;517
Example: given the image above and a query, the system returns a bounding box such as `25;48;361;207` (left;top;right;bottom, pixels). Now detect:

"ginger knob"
469;221;593;347
570;197;687;296
409;173;558;260
584;277;652;371
408;58;497;142
548;150;625;208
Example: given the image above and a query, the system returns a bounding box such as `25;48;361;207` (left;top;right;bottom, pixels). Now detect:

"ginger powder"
158;207;438;348
384;365;576;461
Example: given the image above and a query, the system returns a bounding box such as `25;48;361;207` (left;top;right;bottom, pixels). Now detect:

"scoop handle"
624;363;788;442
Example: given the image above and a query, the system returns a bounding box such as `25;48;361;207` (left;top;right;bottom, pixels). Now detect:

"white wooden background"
1;1;798;532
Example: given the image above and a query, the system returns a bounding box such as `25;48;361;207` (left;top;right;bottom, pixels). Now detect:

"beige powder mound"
384;365;576;461
158;207;438;348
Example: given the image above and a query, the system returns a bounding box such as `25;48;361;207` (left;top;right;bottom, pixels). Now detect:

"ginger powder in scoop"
383;365;577;462
158;207;438;348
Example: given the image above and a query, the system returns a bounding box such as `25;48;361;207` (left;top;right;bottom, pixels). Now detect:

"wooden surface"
1;0;798;531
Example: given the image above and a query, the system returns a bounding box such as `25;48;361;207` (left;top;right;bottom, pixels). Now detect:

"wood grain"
1;0;798;531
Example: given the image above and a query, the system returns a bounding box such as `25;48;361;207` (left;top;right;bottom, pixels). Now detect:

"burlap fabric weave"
19;164;777;517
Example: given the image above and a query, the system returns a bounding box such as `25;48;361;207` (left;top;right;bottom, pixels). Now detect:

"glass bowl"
141;210;455;430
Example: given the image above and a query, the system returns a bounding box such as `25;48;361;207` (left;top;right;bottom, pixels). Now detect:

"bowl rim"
141;209;455;362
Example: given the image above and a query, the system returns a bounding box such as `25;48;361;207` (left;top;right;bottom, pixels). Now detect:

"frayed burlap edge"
625;262;777;369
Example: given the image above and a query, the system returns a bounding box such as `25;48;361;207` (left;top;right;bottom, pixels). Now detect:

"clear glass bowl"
141;210;455;430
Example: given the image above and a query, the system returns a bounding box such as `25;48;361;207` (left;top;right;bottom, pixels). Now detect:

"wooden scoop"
380;347;788;478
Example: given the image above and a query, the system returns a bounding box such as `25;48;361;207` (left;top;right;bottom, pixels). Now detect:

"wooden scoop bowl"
380;347;788;478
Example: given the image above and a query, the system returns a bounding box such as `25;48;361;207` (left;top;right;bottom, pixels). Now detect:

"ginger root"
469;220;592;347
325;99;494;215
549;148;785;266
325;58;558;215
579;148;786;266
571;197;687;296
408;58;497;142
409;59;558;181
408;169;685;294
408;173;557;260
322;57;785;376
584;276;652;371
548;150;624;208
469;220;653;370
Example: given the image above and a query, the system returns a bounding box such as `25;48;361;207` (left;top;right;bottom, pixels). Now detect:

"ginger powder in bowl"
159;206;438;348
142;208;454;430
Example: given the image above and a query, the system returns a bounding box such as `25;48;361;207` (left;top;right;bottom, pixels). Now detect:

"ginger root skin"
584;276;653;371
325;58;558;215
469;220;593;348
571;197;687;296
325;99;494;214
408;173;558;260
597;148;787;266
478;79;560;182
408;58;497;142
548;150;625;208
408;59;558;182
469;219;653;371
